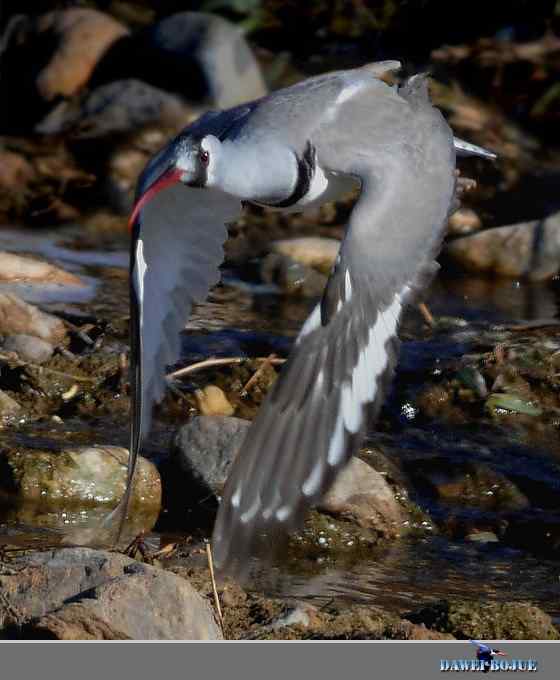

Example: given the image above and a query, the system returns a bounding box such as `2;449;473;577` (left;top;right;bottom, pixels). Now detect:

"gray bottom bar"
0;640;558;680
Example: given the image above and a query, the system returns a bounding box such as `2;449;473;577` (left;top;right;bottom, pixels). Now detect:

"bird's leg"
123;531;147;559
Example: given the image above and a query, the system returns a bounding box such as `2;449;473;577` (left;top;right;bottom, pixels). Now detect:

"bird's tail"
454;137;497;161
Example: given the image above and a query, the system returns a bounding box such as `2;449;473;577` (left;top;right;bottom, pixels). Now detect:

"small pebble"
195;385;235;416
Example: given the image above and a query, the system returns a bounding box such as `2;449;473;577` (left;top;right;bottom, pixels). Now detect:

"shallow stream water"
1;224;559;622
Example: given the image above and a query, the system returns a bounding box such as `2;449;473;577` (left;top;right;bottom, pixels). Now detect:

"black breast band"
260;141;316;209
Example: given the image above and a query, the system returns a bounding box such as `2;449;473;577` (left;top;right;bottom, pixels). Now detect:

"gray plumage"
119;61;493;578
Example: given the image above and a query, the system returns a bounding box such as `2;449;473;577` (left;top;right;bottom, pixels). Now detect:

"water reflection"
431;274;560;322
265;537;560;618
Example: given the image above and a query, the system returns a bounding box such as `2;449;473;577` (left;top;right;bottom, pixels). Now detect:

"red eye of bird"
200;150;209;166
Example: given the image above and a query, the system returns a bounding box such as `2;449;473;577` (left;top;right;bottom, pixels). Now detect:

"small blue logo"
439;640;538;672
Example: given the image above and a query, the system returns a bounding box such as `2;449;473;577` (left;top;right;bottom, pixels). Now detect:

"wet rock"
173;416;250;496
0;150;35;189
407;459;529;512
406;599;559;640
28;567;221;640
36;79;190;138
0;548;132;627
465;530;499;543
443;211;560;280
0;389;21;417
485;392;542;417
447;207;482;236
2;334;54;364
271;237;340;275
260;253;327;297
318;458;405;535
0;293;67;344
0;548;221;639
35;9;129;101
0;445;161;511
195;385;235;417
0;252;84;287
139;12;266;108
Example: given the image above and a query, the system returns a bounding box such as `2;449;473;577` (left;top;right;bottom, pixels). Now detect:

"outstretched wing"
212;75;456;578
130;182;241;458
113;177;241;534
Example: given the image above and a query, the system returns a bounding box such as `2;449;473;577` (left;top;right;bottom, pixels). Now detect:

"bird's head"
492;650;506;657
128;134;221;229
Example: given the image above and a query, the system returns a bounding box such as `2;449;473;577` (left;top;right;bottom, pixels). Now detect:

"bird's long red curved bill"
128;168;183;230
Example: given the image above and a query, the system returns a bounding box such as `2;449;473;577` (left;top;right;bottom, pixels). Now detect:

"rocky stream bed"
1;2;560;641
0;222;560;640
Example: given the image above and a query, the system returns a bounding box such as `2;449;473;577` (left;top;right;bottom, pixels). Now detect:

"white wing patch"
297;303;322;341
231;487;241;508
322;79;369;124
332;292;401;457
135;238;148;328
275;505;292;522
302;292;403;497
344;269;353;300
240;493;261;524
302;461;324;497
326;407;345;466
336;80;368;107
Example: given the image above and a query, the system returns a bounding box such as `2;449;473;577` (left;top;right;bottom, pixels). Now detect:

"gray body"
119;62;492;579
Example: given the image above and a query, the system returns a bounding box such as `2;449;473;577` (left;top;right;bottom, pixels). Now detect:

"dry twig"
418;302;435;327
206;540;224;632
240;353;277;395
168;356;286;380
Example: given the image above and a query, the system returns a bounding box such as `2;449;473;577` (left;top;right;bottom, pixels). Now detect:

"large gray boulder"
174;416;251;496
0;548;222;640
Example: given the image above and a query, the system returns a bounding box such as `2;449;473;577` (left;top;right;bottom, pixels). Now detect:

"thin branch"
168;356;286;380
240;353;277;395
206;540;224;633
418;302;435;327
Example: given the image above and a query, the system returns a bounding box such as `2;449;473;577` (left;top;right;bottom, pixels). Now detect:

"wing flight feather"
116;182;241;535
212;75;456;578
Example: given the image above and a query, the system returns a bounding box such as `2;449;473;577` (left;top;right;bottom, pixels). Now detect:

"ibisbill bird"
470;640;506;672
118;61;495;579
